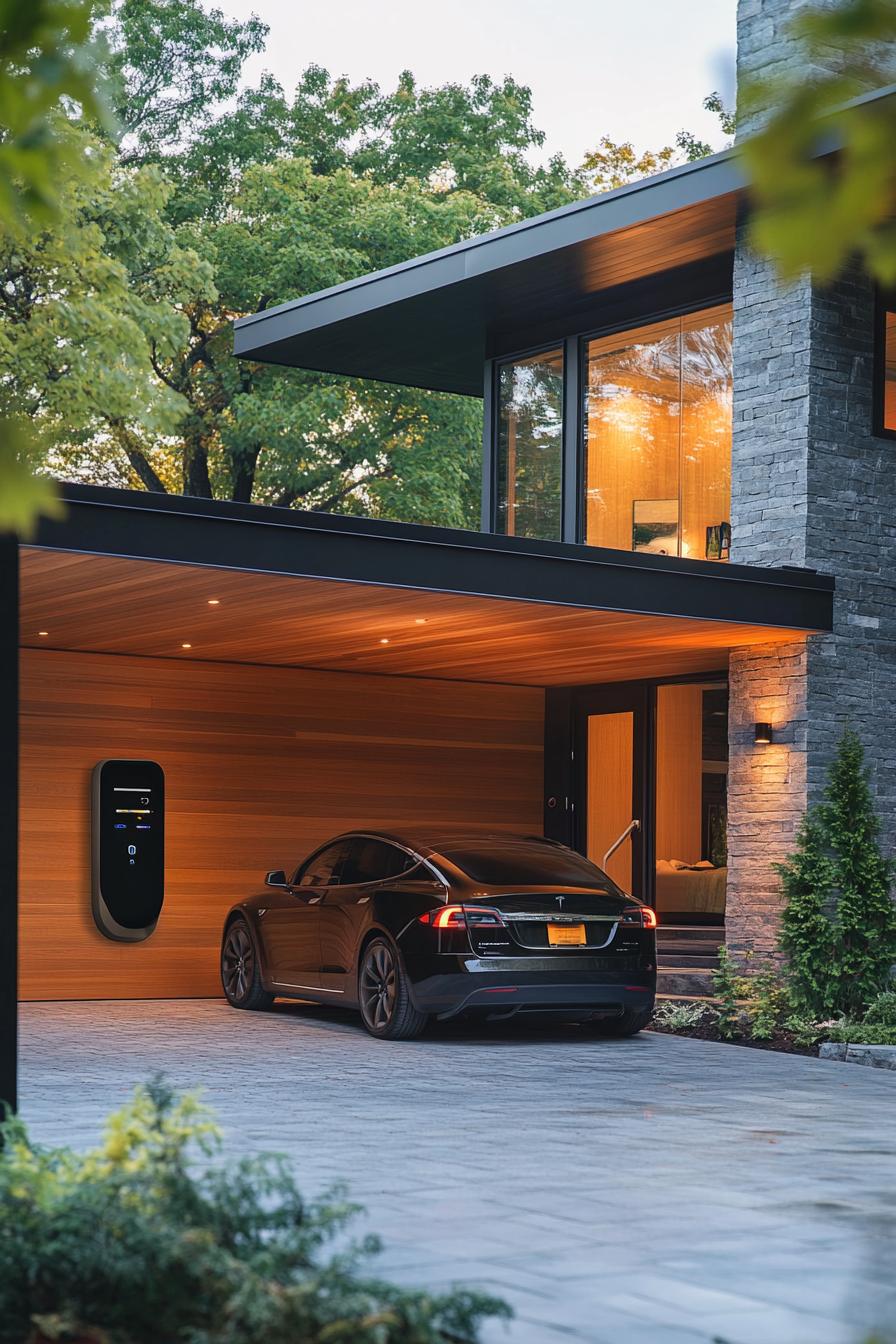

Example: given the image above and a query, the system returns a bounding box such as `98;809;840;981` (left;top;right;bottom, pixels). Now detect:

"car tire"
358;936;428;1040
586;1005;654;1037
221;918;275;1011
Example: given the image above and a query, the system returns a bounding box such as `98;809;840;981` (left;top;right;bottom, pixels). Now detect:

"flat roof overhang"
21;485;833;685
233;151;743;395
232;87;896;396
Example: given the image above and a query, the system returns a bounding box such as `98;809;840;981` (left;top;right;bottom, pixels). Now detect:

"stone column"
726;0;896;958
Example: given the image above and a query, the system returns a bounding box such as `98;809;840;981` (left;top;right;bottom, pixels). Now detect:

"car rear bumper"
405;956;656;1020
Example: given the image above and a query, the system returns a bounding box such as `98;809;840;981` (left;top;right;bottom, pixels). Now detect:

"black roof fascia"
232;151;744;395
232;86;896;395
31;484;834;634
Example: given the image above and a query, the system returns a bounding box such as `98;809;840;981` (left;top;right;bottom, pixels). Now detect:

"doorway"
560;674;728;917
573;683;650;902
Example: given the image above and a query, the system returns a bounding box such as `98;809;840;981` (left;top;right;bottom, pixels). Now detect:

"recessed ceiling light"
379;637;390;645
207;599;220;606
182;643;192;649
38;630;49;637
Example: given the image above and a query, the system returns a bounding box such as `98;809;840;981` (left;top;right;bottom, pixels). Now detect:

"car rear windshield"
439;844;619;890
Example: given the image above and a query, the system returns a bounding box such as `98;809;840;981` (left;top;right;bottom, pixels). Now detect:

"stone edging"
819;1042;896;1071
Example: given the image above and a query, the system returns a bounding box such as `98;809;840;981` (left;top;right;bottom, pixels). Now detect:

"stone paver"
18;1001;896;1344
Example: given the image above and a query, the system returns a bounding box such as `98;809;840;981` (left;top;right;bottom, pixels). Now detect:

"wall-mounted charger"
91;759;165;941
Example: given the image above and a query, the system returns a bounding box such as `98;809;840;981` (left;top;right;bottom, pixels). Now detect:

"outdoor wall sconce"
754;722;773;745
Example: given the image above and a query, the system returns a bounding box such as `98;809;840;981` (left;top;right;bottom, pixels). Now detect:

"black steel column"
0;536;18;1114
561;336;581;543
543;688;574;846
480;360;495;532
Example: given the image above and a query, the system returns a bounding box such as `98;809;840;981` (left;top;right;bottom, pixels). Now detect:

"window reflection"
584;305;732;559
495;348;563;541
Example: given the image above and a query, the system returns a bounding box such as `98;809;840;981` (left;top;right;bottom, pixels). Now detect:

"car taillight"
418;904;506;928
622;906;658;929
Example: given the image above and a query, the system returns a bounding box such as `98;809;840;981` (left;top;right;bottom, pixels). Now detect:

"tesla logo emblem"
556;896;565;909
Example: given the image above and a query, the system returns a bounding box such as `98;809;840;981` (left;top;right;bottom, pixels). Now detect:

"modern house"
2;1;894;1106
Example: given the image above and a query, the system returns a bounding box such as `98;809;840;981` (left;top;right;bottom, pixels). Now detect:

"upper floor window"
878;298;896;436
583;304;732;560
495;347;563;541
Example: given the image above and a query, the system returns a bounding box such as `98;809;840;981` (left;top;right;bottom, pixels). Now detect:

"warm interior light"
414;618;427;625
207;599;220;606
379;637;390;645
37;631;48;637
181;643;192;649
754;721;773;745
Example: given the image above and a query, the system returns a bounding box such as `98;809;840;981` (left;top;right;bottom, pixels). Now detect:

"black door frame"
544;669;728;908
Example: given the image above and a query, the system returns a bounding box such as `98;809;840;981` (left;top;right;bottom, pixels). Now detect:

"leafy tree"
776;813;839;1016
776;728;896;1018
0;115;193;492
107;157;501;517
101;0;268;164
740;0;896;284
582;93;734;191
5;0;736;526
58;12;591;519
582;137;679;193
0;0;112;534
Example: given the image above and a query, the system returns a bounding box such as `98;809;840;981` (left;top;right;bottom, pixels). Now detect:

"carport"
1;481;833;1105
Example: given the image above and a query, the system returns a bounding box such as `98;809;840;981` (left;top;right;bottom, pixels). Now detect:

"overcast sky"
219;0;737;168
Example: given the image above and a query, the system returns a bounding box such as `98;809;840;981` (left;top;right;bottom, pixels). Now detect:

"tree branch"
108;419;169;494
149;341;184;394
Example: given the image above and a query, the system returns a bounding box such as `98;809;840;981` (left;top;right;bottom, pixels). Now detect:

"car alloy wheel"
222;923;255;1004
360;939;397;1031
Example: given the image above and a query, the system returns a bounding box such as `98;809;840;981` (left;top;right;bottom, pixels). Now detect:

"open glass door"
576;685;649;901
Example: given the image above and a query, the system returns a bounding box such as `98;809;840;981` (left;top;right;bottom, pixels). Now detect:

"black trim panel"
32;484;835;634
0;537;18;1113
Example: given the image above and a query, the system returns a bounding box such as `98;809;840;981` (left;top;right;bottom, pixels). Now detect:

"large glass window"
584;305;732;559
495;347;563;540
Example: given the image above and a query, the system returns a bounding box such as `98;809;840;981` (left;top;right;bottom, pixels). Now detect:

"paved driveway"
19;1001;896;1344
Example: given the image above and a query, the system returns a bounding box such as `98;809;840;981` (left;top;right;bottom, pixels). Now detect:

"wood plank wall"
19;649;544;1000
655;683;704;864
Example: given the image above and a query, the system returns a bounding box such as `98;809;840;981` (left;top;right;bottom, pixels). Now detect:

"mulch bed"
648;1020;818;1056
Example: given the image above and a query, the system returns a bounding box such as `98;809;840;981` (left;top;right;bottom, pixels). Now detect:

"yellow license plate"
547;923;586;946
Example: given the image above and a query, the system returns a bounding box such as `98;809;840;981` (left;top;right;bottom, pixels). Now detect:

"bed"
654;859;727;917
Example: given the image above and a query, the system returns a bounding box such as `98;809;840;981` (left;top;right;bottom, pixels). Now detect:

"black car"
220;830;657;1040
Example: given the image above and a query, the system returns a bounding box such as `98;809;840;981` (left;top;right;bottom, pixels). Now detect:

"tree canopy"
1;0;729;531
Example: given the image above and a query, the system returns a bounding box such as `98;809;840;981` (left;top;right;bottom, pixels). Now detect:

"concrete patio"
18;1001;896;1344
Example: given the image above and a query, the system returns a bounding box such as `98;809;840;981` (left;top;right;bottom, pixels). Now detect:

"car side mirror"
265;869;288;888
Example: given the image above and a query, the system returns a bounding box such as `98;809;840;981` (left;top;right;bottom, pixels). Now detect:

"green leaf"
0;426;63;537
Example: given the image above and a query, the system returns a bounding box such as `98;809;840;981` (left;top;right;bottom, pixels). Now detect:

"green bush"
711;946;751;1039
864;990;896;1027
652;1000;708;1032
746;972;788;1041
777;729;896;1019
0;1078;509;1344
783;1016;827;1049
824;1022;896;1046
